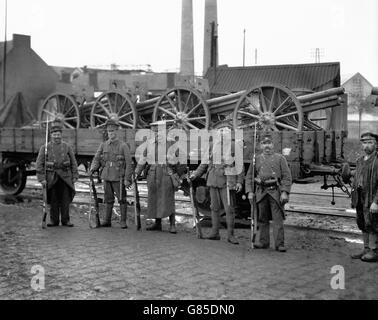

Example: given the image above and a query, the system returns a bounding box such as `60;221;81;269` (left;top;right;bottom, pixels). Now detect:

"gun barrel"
297;87;345;104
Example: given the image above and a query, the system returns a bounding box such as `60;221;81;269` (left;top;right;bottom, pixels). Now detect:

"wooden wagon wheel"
0;159;27;196
152;87;210;130
90;90;137;129
39;93;80;129
233;83;303;131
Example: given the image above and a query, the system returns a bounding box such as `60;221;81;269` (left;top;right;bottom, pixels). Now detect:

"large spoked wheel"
153;87;210;130
39;93;80;129
0;159;27;195
90;90;137;129
233;83;303;131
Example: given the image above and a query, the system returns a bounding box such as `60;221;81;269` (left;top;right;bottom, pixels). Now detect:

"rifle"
187;167;203;239
41;120;49;229
133;172;142;231
89;173;101;228
249;125;258;249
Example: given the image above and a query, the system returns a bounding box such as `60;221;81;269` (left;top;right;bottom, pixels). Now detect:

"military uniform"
36;121;78;226
192;158;244;244
135;126;181;233
90;120;133;228
245;135;292;251
351;132;378;262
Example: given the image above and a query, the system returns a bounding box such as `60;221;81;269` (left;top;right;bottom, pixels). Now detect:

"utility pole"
243;29;246;67
254;48;258;65
2;0;7;105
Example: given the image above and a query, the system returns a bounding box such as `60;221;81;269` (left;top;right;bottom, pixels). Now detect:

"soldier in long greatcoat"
350;132;378;262
245;133;292;252
36;121;78;227
90;119;133;228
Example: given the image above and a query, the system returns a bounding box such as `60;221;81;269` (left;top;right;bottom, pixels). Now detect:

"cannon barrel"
207;91;245;106
372;87;378;95
297;87;345;104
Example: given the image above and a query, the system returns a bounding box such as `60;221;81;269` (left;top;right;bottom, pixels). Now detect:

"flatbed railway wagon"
0;83;350;219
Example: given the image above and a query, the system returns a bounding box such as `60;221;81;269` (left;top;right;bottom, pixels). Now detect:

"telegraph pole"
254;48;258;65
2;0;7;104
242;29;246;67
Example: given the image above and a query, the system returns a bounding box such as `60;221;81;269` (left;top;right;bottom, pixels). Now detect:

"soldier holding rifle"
350;132;378;262
90;119;133;228
36;120;78;227
190;130;244;244
245;133;292;252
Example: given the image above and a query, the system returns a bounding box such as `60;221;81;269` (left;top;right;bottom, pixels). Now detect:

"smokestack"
203;0;218;76
180;0;194;77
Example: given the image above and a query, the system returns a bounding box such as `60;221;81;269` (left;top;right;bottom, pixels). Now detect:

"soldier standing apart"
90;119;133;228
350;132;378;262
36;120;78;227
190;137;244;244
245;133;292;252
135;122;181;233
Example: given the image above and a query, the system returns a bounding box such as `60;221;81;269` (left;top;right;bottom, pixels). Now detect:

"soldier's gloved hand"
248;192;254;200
41;180;47;187
189;173;196;181
280;191;289;205
370;202;378;214
235;183;243;193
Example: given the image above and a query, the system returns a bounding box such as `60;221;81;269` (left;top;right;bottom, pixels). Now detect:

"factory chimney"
203;0;218;76
180;0;195;78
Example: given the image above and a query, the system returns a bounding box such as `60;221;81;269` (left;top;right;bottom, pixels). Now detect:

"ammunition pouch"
46;160;70;171
258;178;279;190
116;155;125;169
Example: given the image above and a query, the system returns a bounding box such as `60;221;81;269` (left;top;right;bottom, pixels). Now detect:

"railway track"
1;177;356;220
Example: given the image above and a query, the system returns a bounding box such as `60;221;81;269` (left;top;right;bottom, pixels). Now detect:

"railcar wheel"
233;83;303;131
39;93;80;129
0;159;27;195
90;91;137;129
153;87;210;130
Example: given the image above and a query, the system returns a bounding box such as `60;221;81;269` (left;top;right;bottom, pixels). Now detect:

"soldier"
245;133;292;252
350;132;378;262
90;119;133;228
135;122;181;233
190;132;244;244
36;120;78;227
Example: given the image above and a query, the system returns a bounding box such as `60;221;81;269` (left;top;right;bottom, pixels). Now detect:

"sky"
1;0;378;84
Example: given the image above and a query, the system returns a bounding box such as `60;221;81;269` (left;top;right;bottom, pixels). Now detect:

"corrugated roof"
206;62;341;94
0;40;13;64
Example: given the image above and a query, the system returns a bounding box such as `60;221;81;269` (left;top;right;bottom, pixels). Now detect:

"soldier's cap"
50;120;63;133
260;133;273;143
360;132;378;142
105;118;120;129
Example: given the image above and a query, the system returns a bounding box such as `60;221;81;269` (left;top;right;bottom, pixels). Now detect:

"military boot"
206;211;220;240
169;213;177;234
351;248;370;259
147;218;162;231
120;203;128;229
361;249;378;262
101;203;113;227
226;212;239;245
351;233;370;259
